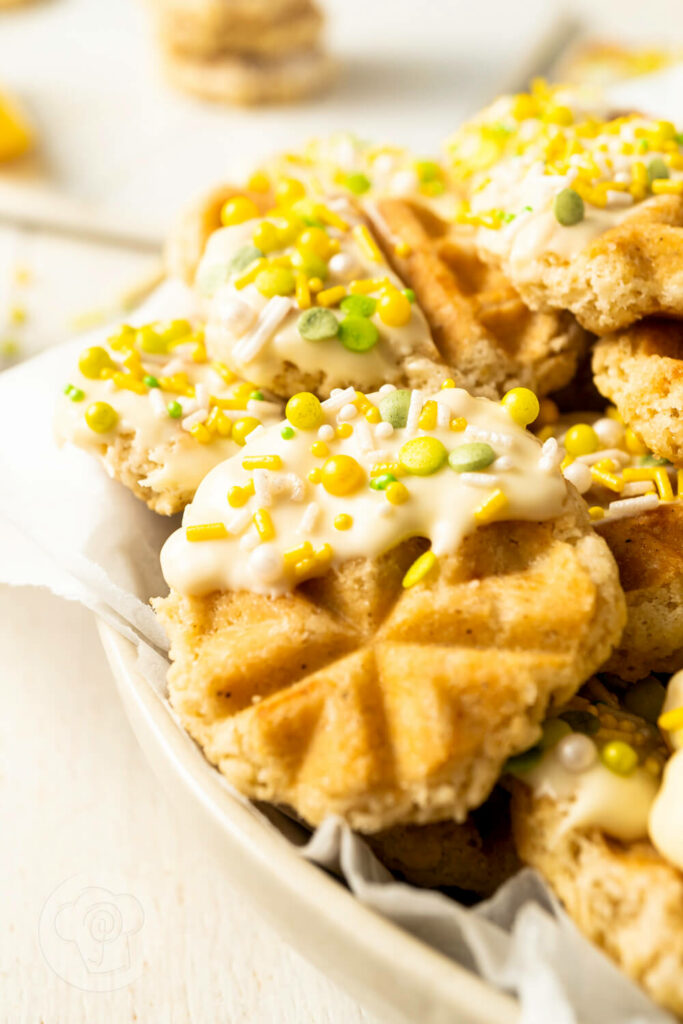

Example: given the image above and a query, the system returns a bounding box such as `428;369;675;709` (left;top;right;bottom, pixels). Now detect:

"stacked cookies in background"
152;0;335;105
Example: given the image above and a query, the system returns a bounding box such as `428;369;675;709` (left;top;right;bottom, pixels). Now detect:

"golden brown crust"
154;496;626;832
370;197;589;398
593;318;683;465
599;504;683;680
510;195;683;334
511;784;683;1018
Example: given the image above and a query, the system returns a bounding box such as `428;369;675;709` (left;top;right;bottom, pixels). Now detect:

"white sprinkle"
338;403;358;422
378;384;396;395
194;383;210;409
621;481;656;498
556;734;596;773
390;169;419;194
209;368;230;390
162;357;187;377
323;385;356;411
253;469;272;507
247;398;281;417
577;448;629;466
245;424;265;442
593;418;624;448
297;503;320;535
328;252;361;279
318;424;335;441
239;528;260;551
459;472;502;488
465;425;514;450
214;289;257;335
178;397;198;416
248;544;283;583
372;448;393;462
375;421;394;440
405;390;423;434
563;461;592;494
354;418;374;453
596;493;660;524
436;399;451;428
181;408;209;431
149;389;167;419
493;455;513;472
171;343;195;359
226;508;251;535
233;296;294;364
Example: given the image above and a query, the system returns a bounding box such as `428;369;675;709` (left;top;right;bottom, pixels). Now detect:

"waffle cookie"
155;384;625;831
369;196;588;398
366;787;520;896
445;82;683;334
509;687;683;1018
56;304;282;515
156;0;323;59
195;195;447;398
593;319;683;466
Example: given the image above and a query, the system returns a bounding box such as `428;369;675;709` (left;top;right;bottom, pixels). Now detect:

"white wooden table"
1;0;681;1020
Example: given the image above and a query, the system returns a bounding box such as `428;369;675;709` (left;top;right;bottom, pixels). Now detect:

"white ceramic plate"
97;619;519;1024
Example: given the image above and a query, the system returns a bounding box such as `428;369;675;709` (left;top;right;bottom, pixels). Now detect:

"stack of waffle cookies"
151;0;335;105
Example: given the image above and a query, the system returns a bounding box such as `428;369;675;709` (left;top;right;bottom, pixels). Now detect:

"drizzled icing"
197;201;437;392
55;282;282;501
649;670;683;870
446;81;683;270
160;384;570;598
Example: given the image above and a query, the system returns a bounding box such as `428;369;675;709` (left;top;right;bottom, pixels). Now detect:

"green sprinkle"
167;400;183;419
137;326;168;354
229;245;263;276
554;188;584;227
402;288;416;304
504;745;542;776
623;677;666;724
559;709;600;735
338;316;379;353
64;384;85;402
249;390;264;401
601;739;638;776
378;389;411;428
523;205;533;212
415;159;442;183
639;138;650;152
339;294;376;317
255;267;295;298
676;133;683;146
344;172;372;195
281;425;295;440
448;442;496;473
647;157;670;184
369;472;397;491
639;453;671;466
399;436;448;476
292;248;328;281
144;375;160;388
298;307;339;341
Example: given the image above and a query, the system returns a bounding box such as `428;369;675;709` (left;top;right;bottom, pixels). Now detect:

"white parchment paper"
0;283;674;1024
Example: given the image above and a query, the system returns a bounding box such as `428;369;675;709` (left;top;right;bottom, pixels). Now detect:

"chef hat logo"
54;886;144;976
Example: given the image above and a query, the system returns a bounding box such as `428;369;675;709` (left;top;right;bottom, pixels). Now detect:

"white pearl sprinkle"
248;544;283;583
328;252;361;279
318;424;335;442
378;384;396;395
375;421;394;440
556;733;597;773
493;455;512;472
338;403;358;422
593;417;625;448
563;460;593;495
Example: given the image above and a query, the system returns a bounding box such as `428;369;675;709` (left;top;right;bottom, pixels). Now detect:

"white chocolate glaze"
649;670;683;870
160;385;570;597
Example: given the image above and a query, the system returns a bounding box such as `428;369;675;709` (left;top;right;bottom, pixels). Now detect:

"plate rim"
97;617;520;1024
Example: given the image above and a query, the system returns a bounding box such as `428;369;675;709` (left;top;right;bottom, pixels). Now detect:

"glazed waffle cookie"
155;494;624;832
593;319;683;466
369;197;588;399
510;691;683;1018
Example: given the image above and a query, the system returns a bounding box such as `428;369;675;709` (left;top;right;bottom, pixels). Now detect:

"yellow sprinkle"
654;466;674;501
659;706;683;732
353;223;385;264
228;485;249;507
247;170;270;192
294;557;316;578
317;205;349;231
317;285;347;307
561;454;574;471
473;489;508;524
441;379;456;389
365;406;381;424
385;480;409;504
9;304;26;325
678;469;683;497
242;455;282;471
418;400;438;431
334;513;353;531
192;340;207;363
652;179;683;195
283;542;313;566
308;468;322;484
206;406;232;437
605;405;623;423
589;506;605;521
371;461;404;477
590;467;624;493
211;361;237;385
349;277;389;295
112;371;147;395
186;523;228;542
394;240;411;257
308;276;325;293
449;417;467;432
189;423;212;444
315;543;333;564
311;441;329;458
336;423;353;439
622;467;656;482
536;426;555;442
253;508;275;541
234;257;267;289
593;457;616;473
402;550;438;588
295;271;311;310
